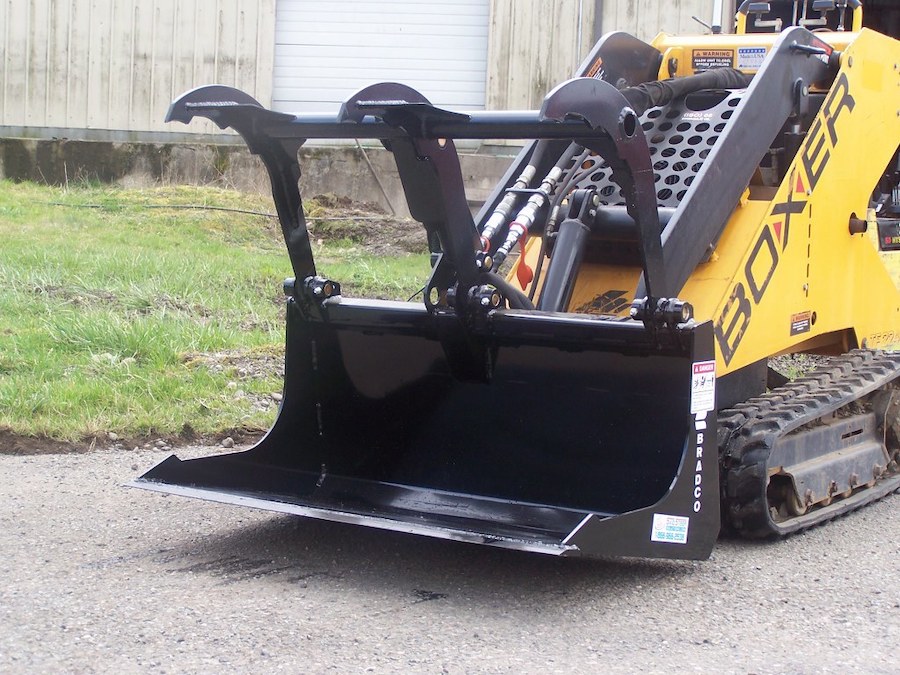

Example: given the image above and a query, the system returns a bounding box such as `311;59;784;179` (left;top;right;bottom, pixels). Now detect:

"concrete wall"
0;0;275;140
0;138;512;219
0;0;741;217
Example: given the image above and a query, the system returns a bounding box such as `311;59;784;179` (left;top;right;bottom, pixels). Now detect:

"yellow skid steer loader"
132;0;900;560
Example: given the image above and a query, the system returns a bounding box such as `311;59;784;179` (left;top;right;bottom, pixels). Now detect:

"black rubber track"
718;349;900;538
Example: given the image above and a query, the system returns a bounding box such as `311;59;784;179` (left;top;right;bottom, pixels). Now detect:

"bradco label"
651;513;690;544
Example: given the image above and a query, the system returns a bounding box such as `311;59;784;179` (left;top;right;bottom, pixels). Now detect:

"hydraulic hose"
481;272;535;310
479;140;551;250
492;141;581;272
619;67;753;116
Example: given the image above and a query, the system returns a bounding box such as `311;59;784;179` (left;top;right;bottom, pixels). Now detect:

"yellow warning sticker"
692;49;734;71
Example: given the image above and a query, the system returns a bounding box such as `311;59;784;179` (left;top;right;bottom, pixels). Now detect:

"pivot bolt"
470;285;502;310
303;275;341;300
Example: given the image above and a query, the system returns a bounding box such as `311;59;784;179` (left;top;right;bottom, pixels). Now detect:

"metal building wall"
485;0;730;110
600;0;722;42
0;0;734;139
274;0;490;114
487;0;596;110
0;0;276;140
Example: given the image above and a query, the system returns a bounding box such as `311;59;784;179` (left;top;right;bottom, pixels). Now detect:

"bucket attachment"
136;300;719;559
134;40;722;559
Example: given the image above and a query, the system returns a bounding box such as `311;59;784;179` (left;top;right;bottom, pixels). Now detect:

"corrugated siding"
0;0;276;136
486;0;596;110
601;0;719;42
486;1;733;110
273;0;490;114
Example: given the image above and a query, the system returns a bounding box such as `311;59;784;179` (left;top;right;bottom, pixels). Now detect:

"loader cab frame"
737;0;863;34
737;0;900;38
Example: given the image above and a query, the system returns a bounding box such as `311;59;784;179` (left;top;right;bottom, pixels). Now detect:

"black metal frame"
171;28;844;314
166;70;698;390
139;57;727;559
136;22;850;561
470;27;840;303
139;24;842;560
166;74;672;309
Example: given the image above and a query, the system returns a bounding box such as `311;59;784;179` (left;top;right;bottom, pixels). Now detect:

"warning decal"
691;360;716;414
651;513;690;544
878;219;900;251
692;49;734;72
586;57;603;79
790;311;812;336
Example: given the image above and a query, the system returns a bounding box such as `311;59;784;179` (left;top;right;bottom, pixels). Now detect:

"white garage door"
273;0;490;114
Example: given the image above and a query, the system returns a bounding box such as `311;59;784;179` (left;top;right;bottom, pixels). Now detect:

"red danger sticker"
691;361;716;414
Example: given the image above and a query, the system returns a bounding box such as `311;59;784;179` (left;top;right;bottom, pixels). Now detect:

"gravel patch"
1;446;898;673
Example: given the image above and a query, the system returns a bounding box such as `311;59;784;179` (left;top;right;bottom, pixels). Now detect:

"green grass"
0;180;429;442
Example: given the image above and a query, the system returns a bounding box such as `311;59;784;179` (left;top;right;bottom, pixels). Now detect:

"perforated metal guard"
573;89;746;209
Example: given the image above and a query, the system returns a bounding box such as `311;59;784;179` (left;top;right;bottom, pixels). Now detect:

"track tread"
719;349;900;539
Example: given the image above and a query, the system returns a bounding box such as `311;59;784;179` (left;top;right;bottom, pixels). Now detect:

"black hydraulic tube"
481;272;535;310
536;217;591;312
548;147;592;212
589;206;676;242
491;141;582;271
619;68;753;116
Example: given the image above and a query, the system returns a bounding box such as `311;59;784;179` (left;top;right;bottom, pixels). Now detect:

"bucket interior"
139;299;698;544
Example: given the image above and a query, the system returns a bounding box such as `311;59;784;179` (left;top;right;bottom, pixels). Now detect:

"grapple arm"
166;77;673;312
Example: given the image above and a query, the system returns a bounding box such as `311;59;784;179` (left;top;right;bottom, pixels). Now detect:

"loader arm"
648;26;835;298
167;78;674;310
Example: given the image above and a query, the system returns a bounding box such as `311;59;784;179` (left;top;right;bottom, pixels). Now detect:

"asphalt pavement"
2;446;898;674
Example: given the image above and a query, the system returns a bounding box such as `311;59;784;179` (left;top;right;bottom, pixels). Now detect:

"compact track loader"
133;0;900;560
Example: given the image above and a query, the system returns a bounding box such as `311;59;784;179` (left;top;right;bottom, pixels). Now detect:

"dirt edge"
0;427;266;456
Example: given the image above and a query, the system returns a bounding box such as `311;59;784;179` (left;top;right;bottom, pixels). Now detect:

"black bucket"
133;297;720;559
